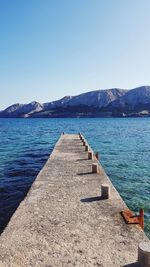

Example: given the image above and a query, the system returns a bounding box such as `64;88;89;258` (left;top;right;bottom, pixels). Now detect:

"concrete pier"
0;134;149;267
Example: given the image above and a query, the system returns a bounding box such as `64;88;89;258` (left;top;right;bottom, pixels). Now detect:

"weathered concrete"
85;145;89;152
101;184;110;199
0;134;149;267
92;163;99;174
88;151;94;160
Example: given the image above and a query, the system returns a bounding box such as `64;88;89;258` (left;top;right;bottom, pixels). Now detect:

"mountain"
42;88;126;109
106;86;150;116
0;101;43;118
1;86;150;118
0;88;127;118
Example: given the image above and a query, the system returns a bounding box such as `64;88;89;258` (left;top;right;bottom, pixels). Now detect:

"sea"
0;118;149;238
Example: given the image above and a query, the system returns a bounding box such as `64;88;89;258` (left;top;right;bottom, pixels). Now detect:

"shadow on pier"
77;171;92;175
76;158;89;161
122;263;139;267
81;195;105;203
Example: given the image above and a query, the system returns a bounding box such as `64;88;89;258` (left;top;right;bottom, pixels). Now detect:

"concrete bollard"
88;151;93;160
79;133;82;140
85;145;89;151
95;152;99;160
83;141;86;146
138;241;150;267
101;184;110;199
92;163;99;173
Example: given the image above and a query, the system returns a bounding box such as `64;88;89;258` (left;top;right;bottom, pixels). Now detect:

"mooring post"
138;209;144;230
88;151;93;160
79;133;82;140
92;163;99;173
85;145;89;151
138;241;150;267
79;133;84;141
83;141;86;146
101;184;110;199
95;152;99;160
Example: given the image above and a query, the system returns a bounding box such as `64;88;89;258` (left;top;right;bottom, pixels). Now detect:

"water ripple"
0;118;149;238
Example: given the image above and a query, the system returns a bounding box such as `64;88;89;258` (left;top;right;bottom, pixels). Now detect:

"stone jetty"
0;134;149;267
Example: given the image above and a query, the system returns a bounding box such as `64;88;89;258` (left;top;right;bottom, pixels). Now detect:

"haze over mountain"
1;86;150;118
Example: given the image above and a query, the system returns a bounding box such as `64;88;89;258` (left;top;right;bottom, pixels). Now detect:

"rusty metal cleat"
121;208;144;230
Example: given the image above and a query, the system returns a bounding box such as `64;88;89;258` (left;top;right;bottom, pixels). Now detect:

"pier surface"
0;134;148;267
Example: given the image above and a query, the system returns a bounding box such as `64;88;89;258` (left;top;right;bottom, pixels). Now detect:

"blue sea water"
0;118;149;238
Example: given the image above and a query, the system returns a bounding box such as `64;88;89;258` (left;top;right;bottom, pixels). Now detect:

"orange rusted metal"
121;208;144;230
138;209;144;230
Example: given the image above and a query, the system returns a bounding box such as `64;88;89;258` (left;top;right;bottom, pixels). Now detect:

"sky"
0;0;150;109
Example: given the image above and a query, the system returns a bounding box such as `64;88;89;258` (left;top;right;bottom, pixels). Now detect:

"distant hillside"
0;101;43;118
1;86;150;118
105;86;150;116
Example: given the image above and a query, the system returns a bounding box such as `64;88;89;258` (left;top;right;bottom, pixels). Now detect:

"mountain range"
1;86;150;118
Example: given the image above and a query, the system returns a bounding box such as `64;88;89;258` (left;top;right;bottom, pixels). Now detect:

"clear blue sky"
0;0;150;109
